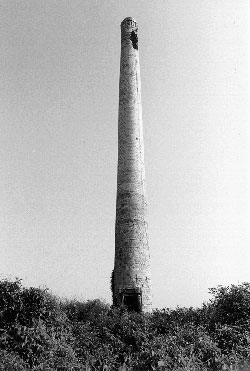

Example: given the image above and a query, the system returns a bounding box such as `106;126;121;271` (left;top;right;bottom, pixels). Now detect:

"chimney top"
121;17;137;29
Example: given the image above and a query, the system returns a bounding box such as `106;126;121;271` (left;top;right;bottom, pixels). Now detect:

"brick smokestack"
113;17;152;312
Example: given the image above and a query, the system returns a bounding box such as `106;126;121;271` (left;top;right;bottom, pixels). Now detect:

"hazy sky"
0;0;249;309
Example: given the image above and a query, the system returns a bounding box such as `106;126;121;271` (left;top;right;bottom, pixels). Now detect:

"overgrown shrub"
61;298;110;324
1;279;250;370
0;278;80;369
206;283;250;326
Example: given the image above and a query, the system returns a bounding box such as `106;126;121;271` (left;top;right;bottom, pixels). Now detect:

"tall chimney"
113;17;152;312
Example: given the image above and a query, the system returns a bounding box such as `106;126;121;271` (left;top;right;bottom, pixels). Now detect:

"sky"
0;0;249;309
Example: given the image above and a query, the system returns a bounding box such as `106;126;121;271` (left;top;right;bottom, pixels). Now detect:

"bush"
1;279;250;370
206;283;250;326
0;278;80;369
61;298;110;323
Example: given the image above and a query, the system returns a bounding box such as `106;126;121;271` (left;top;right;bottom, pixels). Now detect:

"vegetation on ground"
1;278;250;370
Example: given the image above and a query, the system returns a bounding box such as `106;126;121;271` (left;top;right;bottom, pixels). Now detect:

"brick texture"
113;17;152;312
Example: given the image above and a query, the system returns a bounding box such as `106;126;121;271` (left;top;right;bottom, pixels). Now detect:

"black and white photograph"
0;1;249;369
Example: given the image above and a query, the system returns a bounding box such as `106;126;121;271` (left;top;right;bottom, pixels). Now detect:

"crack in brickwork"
113;17;152;312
